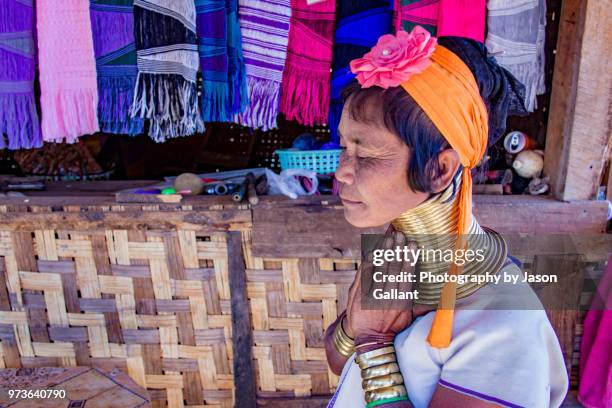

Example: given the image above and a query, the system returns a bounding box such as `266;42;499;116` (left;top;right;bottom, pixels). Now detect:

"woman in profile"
324;27;568;408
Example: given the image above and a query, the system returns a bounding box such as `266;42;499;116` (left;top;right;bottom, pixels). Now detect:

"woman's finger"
361;249;375;299
396;240;416;295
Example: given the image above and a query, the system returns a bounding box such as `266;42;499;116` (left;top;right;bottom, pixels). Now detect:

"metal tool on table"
0;177;45;192
232;172;259;205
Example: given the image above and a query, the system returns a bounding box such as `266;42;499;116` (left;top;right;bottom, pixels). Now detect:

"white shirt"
328;262;569;408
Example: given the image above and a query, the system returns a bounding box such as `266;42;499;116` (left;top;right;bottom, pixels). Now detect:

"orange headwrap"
401;45;489;348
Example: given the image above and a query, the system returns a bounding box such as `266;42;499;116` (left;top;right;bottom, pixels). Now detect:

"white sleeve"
437;309;569;408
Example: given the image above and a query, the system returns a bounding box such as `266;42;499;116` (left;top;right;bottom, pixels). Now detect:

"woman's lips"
340;197;363;206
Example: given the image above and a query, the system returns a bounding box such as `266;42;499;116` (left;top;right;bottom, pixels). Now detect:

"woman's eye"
357;155;375;166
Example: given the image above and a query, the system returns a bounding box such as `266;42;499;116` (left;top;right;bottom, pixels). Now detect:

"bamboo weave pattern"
0;228;234;407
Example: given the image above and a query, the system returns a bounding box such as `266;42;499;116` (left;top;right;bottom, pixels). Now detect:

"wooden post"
227;230;257;408
544;0;611;201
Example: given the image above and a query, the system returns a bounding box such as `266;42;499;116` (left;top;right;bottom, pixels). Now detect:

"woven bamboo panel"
242;230;358;397
0;228;235;408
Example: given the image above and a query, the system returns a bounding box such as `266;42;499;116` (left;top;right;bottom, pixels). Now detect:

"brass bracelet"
355;341;393;350
365;384;408;404
362;373;404;392
361;362;400;380
355;346;396;365
357;353;397;370
332;316;355;357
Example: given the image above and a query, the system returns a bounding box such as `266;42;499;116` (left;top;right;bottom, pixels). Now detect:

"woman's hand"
345;227;415;347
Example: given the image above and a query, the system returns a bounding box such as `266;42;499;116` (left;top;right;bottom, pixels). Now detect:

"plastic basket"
275;149;342;174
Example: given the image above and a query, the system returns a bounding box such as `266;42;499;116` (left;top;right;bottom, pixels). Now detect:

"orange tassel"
427;309;454;348
427;262;461;348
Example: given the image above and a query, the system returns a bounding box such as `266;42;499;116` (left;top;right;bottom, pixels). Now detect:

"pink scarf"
280;0;336;126
36;0;99;143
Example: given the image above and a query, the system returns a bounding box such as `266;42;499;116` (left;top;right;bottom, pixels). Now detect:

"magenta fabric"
578;256;612;408
437;0;485;43
280;0;336;126
396;0;485;43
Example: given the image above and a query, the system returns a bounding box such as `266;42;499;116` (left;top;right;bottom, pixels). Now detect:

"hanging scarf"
234;0;291;131
36;0;99;143
485;0;546;112
0;0;41;150
396;0;485;42
131;0;204;142
196;0;249;122
226;0;249;116
329;0;393;144
280;0;336;126
90;0;144;135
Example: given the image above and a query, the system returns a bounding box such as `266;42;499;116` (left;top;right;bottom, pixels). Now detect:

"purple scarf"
0;0;42;149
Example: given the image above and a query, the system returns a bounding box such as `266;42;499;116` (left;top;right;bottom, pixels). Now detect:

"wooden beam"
252;195;609;258
0;209;251;232
544;0;612;200
227;231;257;408
532;255;585;378
257;396;329;407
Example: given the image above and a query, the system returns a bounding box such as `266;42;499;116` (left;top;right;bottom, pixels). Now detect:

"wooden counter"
0;182;608;407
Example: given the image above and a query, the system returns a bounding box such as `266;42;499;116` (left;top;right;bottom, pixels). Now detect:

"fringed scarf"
0;0;41;150
280;0;336;126
90;0;144;135
131;0;204;142
196;0;248;122
329;0;393;144
396;0;485;42
36;0;99;143
226;0;249;116
485;0;547;112
235;0;291;131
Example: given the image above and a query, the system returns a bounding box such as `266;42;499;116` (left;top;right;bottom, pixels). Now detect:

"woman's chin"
342;205;373;228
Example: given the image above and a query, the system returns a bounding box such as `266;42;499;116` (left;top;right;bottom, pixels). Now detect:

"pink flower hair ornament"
349;26;437;89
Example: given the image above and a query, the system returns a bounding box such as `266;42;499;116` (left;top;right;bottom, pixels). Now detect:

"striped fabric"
130;0;204;142
0;0;42;149
235;0;291;131
486;0;546;112
90;0;144;135
196;0;249;122
396;0;439;35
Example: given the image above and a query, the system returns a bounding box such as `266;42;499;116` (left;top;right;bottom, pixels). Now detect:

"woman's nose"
335;152;355;185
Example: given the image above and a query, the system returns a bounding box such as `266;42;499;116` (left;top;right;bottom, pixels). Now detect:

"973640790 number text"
7;389;66;399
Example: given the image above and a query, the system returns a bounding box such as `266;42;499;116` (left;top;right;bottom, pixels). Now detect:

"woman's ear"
431;149;461;193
